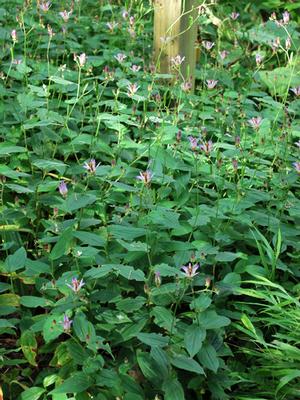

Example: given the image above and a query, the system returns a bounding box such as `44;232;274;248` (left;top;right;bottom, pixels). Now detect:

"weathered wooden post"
153;0;199;90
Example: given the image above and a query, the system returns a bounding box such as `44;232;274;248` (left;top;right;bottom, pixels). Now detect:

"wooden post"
153;0;199;90
153;0;182;74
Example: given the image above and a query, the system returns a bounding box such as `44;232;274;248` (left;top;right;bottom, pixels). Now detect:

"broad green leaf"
198;343;219;373
21;330;37;366
43;314;64;343
190;294;212;311
5;247;27;273
5;184;34;193
162;377;185;400
184;325;206;357
108;225;147;240
73;231;106;247
151;306;174;332
0;319;14;328
64;194;97;213
50;373;92;394
117;239;148;252
170;354;205;375
21;296;53;308
150;346;170;377
112;264;145;281
84;265;112;280
50;76;77;86
148;209;181;229
33;159;67;174
21;387;45;400
49;227;73;260
137;332;169;347
198;310;231;330
136;351;159;381
0;143;26;155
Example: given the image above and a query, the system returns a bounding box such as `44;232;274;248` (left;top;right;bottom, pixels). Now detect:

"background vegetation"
0;0;300;399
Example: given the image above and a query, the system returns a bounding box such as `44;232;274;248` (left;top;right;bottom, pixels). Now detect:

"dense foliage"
0;0;300;399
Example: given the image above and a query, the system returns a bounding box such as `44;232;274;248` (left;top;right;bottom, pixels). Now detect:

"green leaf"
49;227;73;260
136;351;159;381
184;325;206;357
108;225;147;240
198;343;219;373
50;76;77;86
73;231;106;247
215;252;246;262
67;341;89;365
150;346;170;377
190;294;212;311
170;354;205;374
84;265;112;280
43;314;64;343
198;311;231;330
0;319;14;328
5;247;27;273
21;330;38;366
151;306;174;331
148;209;181;229
162;377;185;400
112;264;145;281
21;296;53;308
0;143;26;156
137;332;169;347
50;373;92;394
21;387;45;400
64;194;97;213
117;239;148;252
73;313;96;345
33;159;67;174
5;184;34;193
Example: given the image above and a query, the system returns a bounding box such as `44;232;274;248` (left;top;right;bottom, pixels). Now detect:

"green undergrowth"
0;0;299;399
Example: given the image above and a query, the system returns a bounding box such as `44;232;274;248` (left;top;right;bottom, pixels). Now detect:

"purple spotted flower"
291;86;300;96
106;21;118;32
248;116;262;130
40;1;51;12
181;263;199;278
219;50;229;60
122;9;129;19
58;181;68;197
154;271;161;287
202;41;215;50
293;162;300;173
206;79;218;89
256;53;263;66
62;314;73;331
114;53;127;63
232;159;238;170
181;79;193;92
76;53;87;68
188;136;199;150
282;11;290;24
171;55;185;67
136;170;154;185
200;140;213;154
83;159;100;174
67;277;85;293
230;12;240;20
271;37;280;51
130;64;141;72
11;29;17;43
59;10;72;22
127;82;139;97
